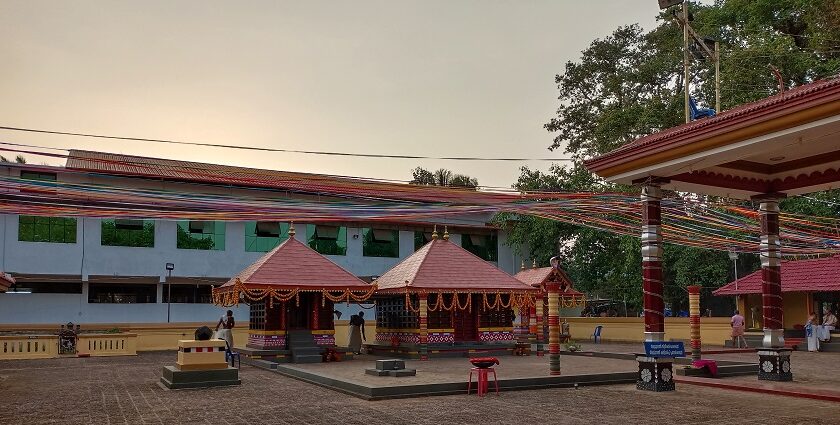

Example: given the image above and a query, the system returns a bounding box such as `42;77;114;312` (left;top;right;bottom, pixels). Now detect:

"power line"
0;125;571;162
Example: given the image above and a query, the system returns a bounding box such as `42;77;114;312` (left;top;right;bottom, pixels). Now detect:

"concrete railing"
77;333;138;357
0;335;57;360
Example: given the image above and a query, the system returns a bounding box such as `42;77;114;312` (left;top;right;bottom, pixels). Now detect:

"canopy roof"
0;272;14;293
375;238;536;294
514;266;584;297
218;237;371;291
585;78;840;199
714;255;840;295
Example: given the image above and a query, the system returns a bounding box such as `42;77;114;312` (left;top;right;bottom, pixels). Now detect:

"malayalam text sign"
644;341;685;358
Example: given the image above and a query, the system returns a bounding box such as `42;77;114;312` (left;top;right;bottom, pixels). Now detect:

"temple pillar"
528;304;537;348
535;293;544;356
312;293;320;331
688;285;701;362
758;199;792;381
636;184;674;391
418;294;429;361
546;282;561;375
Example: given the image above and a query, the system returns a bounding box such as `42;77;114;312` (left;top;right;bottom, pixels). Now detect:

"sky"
0;1;669;188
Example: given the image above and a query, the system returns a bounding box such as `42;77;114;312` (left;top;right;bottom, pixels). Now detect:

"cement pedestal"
636;355;675;392
757;348;792;381
160;365;241;389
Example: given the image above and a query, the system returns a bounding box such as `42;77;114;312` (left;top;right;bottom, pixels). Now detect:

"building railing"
0;335;58;360
77;333;137;357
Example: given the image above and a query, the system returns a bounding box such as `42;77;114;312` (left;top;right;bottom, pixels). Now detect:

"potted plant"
565;340;582;352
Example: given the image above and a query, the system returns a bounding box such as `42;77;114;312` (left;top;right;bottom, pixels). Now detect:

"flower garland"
212;279;376;307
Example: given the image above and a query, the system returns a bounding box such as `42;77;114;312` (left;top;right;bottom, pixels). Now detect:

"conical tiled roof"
375;238;536;293
219;237;371;290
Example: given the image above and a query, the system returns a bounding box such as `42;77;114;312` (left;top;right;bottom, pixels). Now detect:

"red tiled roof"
219;237;371;290
375;238;537;293
585;78;840;171
513;266;584;297
0;272;14;292
713;255;840;295
65;149;520;204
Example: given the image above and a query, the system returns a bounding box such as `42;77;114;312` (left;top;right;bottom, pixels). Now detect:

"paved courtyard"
1;348;839;424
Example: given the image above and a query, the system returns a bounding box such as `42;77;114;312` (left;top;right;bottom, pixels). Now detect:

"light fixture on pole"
728;252;738;291
165;263;175;323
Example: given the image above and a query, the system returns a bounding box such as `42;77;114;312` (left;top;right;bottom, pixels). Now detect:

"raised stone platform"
160;365;241;389
365;359;417;377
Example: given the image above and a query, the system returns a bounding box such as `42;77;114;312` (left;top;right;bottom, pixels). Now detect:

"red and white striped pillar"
759;200;784;347
312;293;320;331
641;185;665;341
535;294;545;356
688;285;701;361
546;281;561;375
418;294;429;361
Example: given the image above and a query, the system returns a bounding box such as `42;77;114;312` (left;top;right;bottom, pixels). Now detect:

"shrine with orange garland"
367;227;541;362
212;225;376;362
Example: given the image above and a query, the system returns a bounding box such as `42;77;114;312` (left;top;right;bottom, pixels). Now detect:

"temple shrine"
368;227;539;361
586;78;840;388
212;224;376;363
514;260;586;358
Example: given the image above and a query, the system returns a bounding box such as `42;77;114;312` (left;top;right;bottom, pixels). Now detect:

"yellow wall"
562;317;734;346
738;292;814;330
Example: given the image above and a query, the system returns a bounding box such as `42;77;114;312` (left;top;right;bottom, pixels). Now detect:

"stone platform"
159;365;241;389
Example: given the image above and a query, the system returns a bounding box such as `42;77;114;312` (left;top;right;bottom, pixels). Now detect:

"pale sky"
1;1;667;188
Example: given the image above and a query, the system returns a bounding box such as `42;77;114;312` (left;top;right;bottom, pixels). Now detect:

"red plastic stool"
467;367;499;396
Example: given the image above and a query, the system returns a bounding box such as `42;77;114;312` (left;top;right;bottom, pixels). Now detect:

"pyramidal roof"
514;266;583;296
375;238;536;293
219;237;371;290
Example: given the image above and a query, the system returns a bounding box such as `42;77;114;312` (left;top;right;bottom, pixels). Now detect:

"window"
18;216;77;243
162;284;212;303
461;233;498;261
7;281;82;294
306;224;347;255
177;221;225;250
18;172;77;243
375;297;418;329
414;231;432;251
245;221;289;252
88;283;157;303
362;228;399;257
101;219;155;247
20;171;57;181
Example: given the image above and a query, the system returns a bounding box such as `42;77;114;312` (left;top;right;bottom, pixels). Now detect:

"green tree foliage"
505;0;839;313
410;167;478;188
176;225;215;250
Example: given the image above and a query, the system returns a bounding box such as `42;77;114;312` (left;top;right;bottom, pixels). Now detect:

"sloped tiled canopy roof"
584;78;840;199
374;238;537;293
218;237;371;291
714;255;840;295
514;266;584;297
0;272;14;293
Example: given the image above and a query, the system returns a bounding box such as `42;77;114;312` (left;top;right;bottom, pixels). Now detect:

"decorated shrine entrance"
213;225;375;362
370;227;537;359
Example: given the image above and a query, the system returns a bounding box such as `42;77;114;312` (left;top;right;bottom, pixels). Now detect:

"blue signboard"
644;341;685;358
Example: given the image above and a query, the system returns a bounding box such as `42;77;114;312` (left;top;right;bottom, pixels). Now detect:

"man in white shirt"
820;309;837;342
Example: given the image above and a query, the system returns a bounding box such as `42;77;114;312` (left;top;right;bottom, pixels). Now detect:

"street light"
165;263;175;323
728;252;738;291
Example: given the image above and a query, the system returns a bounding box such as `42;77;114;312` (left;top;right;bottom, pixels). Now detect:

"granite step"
291;354;323;364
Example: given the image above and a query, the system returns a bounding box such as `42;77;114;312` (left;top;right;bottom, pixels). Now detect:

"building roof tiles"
713;255;840;295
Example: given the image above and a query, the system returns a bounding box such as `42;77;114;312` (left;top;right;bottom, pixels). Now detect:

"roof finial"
532;258;537;268
288;222;296;237
432;225;439;240
443;225;450;241
520;260;525;271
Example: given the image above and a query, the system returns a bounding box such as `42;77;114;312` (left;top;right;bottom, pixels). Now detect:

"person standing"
215;310;235;351
820;308;837;342
348;311;366;355
731;310;748;348
805;312;820;352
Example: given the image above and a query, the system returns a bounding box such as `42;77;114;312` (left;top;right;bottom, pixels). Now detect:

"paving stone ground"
1;349;839;424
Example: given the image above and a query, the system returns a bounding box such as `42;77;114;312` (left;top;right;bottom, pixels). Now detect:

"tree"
504;1;840;313
14;155;26;164
410;167;478;188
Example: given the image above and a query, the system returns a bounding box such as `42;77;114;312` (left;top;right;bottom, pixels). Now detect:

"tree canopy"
504;0;840;314
410;167;479;188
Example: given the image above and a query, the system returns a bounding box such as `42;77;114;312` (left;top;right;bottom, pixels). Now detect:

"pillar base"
757;348;792;382
636;356;675;392
644;331;665;342
762;328;785;348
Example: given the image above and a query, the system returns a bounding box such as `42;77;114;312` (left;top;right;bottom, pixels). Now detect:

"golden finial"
520;260;525;271
443;226;450;241
288;222;296;237
532;258;537;268
432;225;439;240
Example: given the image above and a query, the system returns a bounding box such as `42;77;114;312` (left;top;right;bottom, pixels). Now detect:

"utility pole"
683;1;690;123
715;40;720;113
